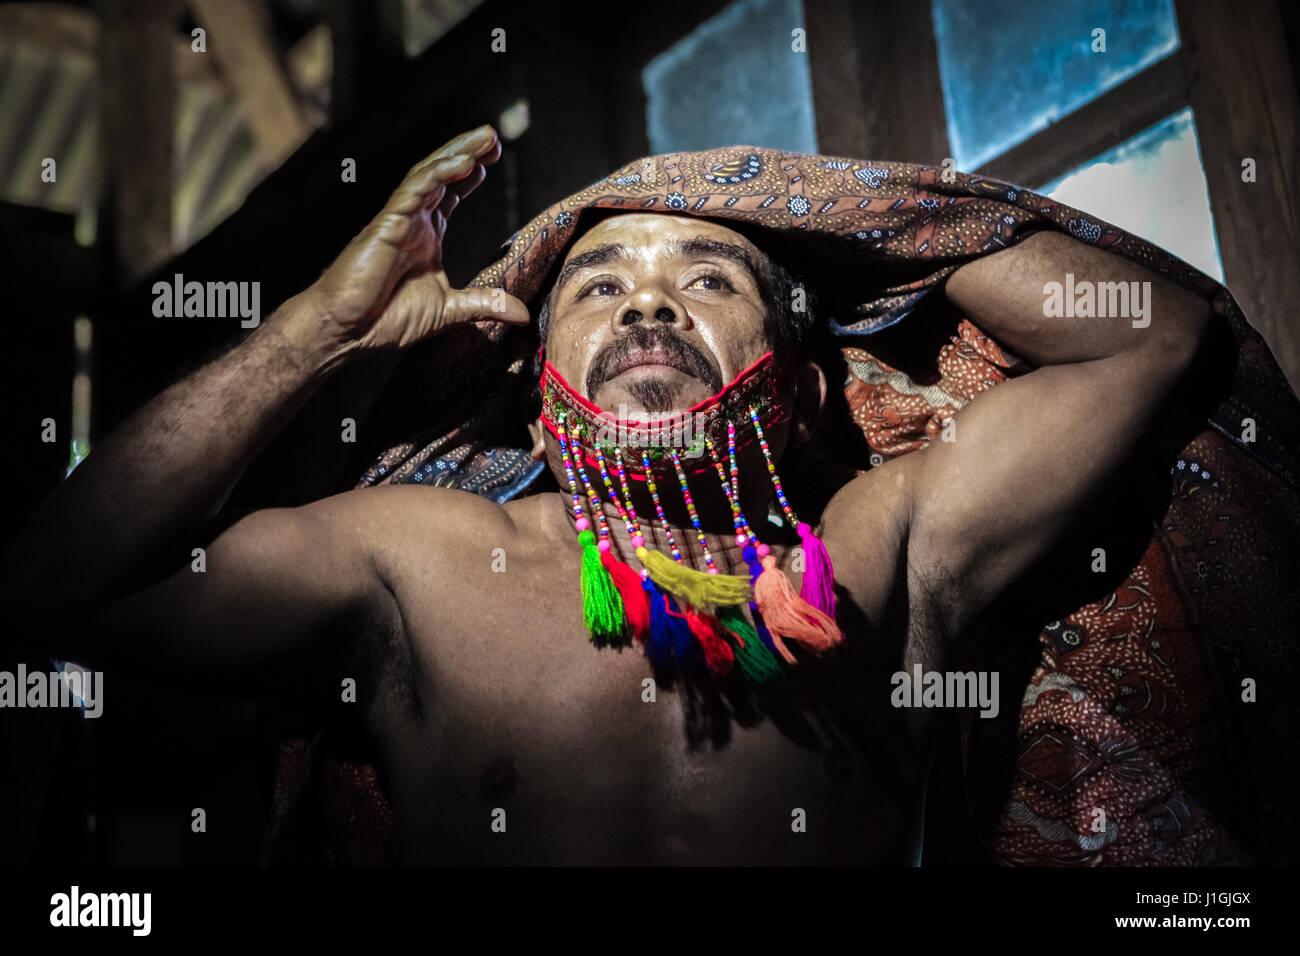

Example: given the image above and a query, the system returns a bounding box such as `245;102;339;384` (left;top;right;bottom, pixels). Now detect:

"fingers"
411;125;499;177
437;162;487;218
389;125;502;217
439;133;493;208
422;151;478;189
477;136;503;167
442;287;532;327
386;152;476;216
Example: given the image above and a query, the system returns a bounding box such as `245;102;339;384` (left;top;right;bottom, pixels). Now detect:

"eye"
581;279;623;297
687;272;730;291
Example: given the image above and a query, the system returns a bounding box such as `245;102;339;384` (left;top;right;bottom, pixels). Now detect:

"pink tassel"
685;607;735;676
602;552;649;644
754;554;841;660
797;522;837;618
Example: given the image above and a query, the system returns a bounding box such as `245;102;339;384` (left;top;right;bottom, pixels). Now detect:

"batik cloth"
265;146;1300;866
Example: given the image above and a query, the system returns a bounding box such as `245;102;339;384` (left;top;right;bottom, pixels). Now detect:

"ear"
792;361;827;444
526;417;547;462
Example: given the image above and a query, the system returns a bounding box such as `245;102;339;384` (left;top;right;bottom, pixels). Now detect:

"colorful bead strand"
705;435;783;682
641;452;682;563
634;451;752;611
558;413;627;645
556;412;586;527
595;442;641;546
570;423;615;551
706;435;750;547
669;449;718;574
746;404;842;646
748;404;798;527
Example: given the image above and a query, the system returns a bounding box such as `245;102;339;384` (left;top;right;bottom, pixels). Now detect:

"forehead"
563;212;759;262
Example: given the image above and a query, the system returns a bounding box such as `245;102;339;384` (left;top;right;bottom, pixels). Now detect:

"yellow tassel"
636;546;752;609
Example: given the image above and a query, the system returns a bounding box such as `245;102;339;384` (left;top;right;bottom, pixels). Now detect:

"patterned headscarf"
354;147;1296;493
269;146;1300;867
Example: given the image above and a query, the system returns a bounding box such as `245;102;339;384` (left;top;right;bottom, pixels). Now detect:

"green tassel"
717;605;783;685
579;530;625;645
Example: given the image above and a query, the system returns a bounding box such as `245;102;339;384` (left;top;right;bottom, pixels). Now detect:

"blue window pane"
932;0;1180;170
643;0;817;155
1038;108;1224;283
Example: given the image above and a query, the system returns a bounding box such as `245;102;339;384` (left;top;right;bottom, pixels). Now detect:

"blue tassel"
645;577;697;671
643;578;675;670
663;596;700;671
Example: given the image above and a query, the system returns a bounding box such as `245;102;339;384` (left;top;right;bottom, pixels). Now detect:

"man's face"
543;213;772;419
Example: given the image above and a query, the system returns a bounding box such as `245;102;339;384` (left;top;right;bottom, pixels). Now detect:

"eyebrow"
670;237;762;282
552;236;762;297
554;243;630;296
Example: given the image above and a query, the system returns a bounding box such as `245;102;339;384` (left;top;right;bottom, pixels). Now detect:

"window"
928;0;1226;283
932;0;1181;170
642;0;817;155
1039;108;1223;281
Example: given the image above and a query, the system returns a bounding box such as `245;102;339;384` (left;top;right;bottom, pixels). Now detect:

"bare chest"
370;545;925;865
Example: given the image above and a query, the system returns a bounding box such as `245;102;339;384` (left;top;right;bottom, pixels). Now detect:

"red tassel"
754;554;841;661
602;552;649;643
685;607;735;675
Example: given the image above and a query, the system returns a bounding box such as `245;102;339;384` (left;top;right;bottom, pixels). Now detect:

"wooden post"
806;0;949;161
98;0;175;284
1175;0;1300;390
187;0;308;166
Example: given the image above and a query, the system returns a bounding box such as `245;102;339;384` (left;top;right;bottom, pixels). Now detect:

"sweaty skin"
4;125;1216;864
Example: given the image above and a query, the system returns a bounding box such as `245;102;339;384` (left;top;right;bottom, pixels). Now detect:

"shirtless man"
5;125;1215;864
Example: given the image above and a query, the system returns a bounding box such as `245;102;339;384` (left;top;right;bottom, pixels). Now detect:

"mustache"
585;326;723;399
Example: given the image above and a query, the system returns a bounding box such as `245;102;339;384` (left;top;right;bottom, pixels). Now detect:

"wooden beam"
320;0;404;127
518;6;621;222
187;0;308;165
0;3;98;54
594;0;732;164
806;0;948;161
805;0;869;157
98;0;175;282
975;54;1187;189
0;2;216;83
856;0;948;161
1174;0;1300;391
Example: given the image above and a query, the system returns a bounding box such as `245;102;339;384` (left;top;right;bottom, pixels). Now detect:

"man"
4;124;1216;864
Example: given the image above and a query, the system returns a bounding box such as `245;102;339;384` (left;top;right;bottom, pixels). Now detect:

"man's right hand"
286;124;531;356
3;126;530;690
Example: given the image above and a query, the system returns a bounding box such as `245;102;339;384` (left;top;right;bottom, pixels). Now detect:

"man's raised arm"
897;230;1217;629
2;125;528;689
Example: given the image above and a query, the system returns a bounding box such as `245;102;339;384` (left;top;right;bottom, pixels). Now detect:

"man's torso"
343;477;931;865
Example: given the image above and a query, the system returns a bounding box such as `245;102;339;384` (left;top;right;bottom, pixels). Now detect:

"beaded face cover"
538;349;799;481
538;345;843;685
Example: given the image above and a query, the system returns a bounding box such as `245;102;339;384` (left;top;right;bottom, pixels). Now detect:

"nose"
613;284;693;334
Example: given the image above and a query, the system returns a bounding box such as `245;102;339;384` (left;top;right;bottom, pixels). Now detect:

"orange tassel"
753;554;841;661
